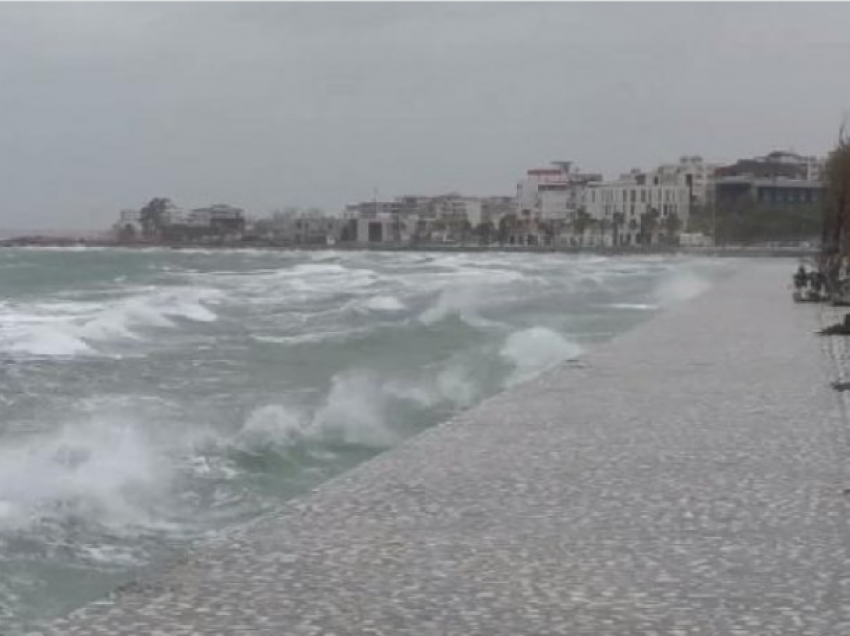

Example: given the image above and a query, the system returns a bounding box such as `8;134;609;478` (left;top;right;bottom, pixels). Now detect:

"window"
641;190;646;203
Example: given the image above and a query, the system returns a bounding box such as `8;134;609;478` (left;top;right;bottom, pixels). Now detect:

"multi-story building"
516;162;602;222
113;209;143;241
344;193;502;244
432;196;483;227
656;156;720;208
714;177;824;209
585;167;691;247
481;196;516;226
717;150;824;182
713;150;825;212
355;214;421;244
265;209;345;245
187;204;246;235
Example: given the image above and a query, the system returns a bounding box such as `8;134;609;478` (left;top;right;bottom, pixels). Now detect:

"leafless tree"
821;122;850;288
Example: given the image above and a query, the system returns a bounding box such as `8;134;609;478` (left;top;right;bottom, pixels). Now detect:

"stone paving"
34;260;850;635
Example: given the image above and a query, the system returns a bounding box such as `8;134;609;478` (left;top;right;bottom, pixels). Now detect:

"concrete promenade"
37;261;850;635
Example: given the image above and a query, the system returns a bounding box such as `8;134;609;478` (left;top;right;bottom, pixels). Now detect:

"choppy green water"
0;247;735;632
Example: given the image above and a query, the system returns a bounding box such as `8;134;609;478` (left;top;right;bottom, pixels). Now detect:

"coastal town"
3;149;825;250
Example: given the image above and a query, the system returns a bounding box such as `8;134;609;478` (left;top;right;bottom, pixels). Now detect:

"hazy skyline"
2;3;850;231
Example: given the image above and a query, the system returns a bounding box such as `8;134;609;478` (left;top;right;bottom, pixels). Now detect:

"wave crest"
500;327;582;387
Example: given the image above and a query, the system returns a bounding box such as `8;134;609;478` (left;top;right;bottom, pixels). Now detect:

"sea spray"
653;269;712;306
500;327;583;387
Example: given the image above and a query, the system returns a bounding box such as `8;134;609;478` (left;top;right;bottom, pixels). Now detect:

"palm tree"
595;217;610;247
612;212;625;247
538;221;556;246
663;212;683;245
572;210;591;247
139;197;171;240
476;221;496;246
639;208;661;247
498;213;518;246
458;219;473;245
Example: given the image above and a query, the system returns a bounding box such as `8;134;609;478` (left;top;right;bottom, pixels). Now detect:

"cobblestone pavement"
34;260;850;635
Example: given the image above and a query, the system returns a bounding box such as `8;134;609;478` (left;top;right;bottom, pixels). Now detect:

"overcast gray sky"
2;3;850;230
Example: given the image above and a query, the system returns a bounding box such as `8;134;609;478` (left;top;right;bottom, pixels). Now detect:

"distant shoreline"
0;239;817;259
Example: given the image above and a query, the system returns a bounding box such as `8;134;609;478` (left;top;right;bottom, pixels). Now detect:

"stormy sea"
0;247;734;632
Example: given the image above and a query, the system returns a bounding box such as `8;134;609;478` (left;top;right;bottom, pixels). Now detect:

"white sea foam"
654;270;711;306
500;326;582;387
0;287;221;357
361;295;406;312
238;404;312;448
313;373;398;446
5;326;94;357
419;287;501;329
0;417;171;532
384;360;480;410
237;373;398;451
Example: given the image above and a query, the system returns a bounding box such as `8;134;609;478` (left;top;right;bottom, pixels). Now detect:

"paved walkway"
37;261;850;635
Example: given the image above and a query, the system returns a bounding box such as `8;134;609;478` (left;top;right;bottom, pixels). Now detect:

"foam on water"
0;287;221;357
419;287;502;329
361;295;406;312
238;372;402;451
0;417;171;533
5;327;95;357
500;327;583;387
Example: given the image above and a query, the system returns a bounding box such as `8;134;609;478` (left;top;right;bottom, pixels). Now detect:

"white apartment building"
481;196;517;226
356;214;419;244
188;204;244;227
433;196;483;227
657;156;720;208
158;201;187;225
266;210;345;245
585;168;691;246
517;162;602;222
345;194;497;244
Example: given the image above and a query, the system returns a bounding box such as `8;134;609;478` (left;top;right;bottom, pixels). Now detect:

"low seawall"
35;260;850;635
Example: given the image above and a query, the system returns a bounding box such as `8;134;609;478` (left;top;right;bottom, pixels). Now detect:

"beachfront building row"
114;201;246;243
343;194;512;245
110;149;825;247
507;157;710;247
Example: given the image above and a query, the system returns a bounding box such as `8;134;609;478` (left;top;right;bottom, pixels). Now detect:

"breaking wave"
0;417;173;533
0;288;221;357
360;295;406;313
500;327;583;387
419;287;502;329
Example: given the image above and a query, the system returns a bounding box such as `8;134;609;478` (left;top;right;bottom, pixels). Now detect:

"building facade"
585;167;691;247
713;149;825;213
516;162;602;222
